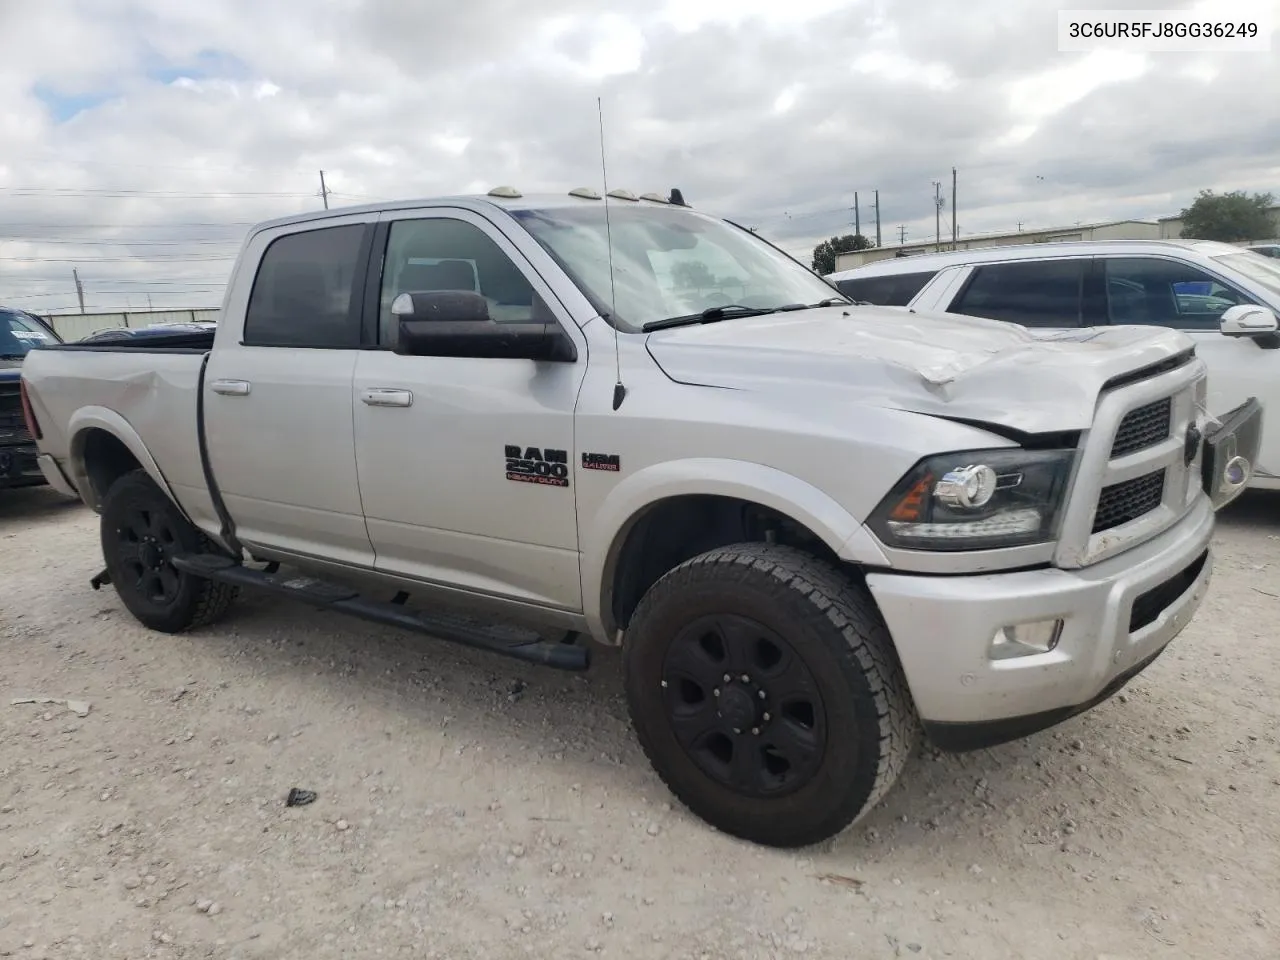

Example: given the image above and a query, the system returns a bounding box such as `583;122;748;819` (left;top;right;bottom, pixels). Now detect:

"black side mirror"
391;290;577;362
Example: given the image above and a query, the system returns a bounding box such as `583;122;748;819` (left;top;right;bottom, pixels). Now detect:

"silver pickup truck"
19;188;1262;847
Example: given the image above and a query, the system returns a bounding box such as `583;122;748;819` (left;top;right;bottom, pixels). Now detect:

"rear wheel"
99;469;238;633
623;543;919;847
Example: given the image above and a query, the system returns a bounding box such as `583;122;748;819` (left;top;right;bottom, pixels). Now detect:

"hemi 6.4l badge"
581;452;620;472
505;445;570;487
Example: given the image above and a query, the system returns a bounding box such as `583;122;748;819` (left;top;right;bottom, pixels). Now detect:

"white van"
829;240;1280;490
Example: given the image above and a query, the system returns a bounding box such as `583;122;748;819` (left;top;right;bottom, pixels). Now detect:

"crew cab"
829;240;1280;488
1;307;63;490
20;190;1261;847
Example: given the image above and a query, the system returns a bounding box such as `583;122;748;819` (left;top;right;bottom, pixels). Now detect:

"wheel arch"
67;407;181;514
582;458;889;644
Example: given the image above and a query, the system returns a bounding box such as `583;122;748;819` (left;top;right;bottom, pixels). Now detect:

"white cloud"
0;0;1276;310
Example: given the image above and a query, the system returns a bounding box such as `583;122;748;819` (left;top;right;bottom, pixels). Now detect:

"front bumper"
866;494;1214;745
0;443;47;489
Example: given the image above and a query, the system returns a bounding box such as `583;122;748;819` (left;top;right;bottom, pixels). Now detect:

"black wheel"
623;543;919;848
99;469;239;633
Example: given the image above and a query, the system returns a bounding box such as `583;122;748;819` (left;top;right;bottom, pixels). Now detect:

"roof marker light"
487;186;522;198
606;189;638;201
569;187;602;199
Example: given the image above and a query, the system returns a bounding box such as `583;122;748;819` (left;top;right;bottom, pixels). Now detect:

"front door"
351;208;587;610
1094;255;1280;482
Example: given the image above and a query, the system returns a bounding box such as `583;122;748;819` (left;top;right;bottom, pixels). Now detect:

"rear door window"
833;271;938;306
244;224;368;348
949;259;1086;327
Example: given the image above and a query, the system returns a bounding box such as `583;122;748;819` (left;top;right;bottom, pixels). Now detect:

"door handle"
209;379;251;396
360;388;413;408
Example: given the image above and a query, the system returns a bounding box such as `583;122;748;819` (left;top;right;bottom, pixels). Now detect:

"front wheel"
99;469;239;633
623;543;919;847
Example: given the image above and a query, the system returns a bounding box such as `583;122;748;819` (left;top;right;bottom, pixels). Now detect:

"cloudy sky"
2;0;1278;315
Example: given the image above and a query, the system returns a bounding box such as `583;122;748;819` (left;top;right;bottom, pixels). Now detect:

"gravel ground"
2;487;1278;960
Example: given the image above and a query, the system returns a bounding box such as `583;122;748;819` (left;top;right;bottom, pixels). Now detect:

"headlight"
868;448;1076;551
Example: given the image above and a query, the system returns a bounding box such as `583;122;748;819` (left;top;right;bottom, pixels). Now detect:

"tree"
671;261;716;291
1178;189;1276;242
811;233;873;275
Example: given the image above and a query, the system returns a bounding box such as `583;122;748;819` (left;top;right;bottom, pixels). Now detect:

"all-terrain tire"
99;468;239;633
622;542;919;848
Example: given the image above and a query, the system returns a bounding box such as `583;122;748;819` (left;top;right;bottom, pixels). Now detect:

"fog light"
990;619;1063;660
1223;455;1250;490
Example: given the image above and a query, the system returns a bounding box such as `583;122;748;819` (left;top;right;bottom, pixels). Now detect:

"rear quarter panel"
22;348;217;526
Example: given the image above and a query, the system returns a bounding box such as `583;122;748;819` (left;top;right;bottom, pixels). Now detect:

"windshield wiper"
642;304;778;332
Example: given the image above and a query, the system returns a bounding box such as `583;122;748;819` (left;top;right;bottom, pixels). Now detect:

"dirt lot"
1;488;1277;960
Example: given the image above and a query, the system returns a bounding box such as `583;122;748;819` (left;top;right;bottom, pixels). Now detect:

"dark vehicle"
76;321;218;344
1;308;63;489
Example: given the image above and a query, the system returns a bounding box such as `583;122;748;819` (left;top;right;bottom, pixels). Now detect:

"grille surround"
1092;470;1166;534
1111;397;1172;459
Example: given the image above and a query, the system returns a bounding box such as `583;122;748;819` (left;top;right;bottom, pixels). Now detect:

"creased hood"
644;306;1195;434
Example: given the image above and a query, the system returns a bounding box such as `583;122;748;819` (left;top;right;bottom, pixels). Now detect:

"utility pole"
898;224;907;244
147;293;154;311
72;268;85;314
951;167;958;249
874;190;881;247
932;180;942;251
853;191;860;238
318;170;331;210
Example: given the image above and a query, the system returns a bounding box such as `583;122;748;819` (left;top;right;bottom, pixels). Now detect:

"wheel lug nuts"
713;688;720;697
723;674;731;683
660;680;668;688
751;727;759;735
740;674;749;683
733;728;741;735
757;690;766;700
762;712;770;721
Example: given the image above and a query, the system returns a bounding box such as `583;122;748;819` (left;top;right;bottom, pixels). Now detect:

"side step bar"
169;554;590;671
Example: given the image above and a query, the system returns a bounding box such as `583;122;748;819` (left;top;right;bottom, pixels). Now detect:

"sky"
1;0;1278;314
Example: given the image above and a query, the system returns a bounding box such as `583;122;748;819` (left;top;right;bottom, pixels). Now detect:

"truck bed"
20;344;212;520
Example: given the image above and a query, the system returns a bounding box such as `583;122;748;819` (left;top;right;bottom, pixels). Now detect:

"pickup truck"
20;188;1262;848
2;307;63;490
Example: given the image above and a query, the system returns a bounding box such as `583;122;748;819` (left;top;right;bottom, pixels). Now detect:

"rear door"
203;214;377;567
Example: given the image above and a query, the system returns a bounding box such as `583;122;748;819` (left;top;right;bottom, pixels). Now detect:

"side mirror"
391;290;576;362
1220;304;1279;337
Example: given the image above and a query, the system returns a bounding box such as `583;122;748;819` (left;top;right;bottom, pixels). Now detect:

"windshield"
510;204;842;333
0;310;56;359
1212;251;1280;300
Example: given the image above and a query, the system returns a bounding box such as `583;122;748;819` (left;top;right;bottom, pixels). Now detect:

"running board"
169;554;590;671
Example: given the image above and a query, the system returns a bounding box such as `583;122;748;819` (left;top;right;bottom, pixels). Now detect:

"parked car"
77;321;219;344
829;239;1280;489
1;307;63;490
1246;243;1280;259
20;191;1259;846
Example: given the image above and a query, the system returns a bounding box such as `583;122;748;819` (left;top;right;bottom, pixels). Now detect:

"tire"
99;468;239;633
622;542;919;848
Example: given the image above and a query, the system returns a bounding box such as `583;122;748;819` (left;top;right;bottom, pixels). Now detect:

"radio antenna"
598;96;626;411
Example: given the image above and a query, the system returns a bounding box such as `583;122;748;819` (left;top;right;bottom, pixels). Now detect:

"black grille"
1111;397;1172;458
1093;470;1165;533
0;385;30;447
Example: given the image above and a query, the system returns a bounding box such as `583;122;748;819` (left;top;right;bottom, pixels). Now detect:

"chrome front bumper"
867;494;1213;738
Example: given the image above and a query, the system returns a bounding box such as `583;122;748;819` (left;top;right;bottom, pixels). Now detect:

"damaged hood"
644;305;1195;434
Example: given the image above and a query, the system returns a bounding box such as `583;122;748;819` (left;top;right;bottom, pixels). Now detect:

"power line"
0;237;242;246
2;254;236;263
0;187;313;198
